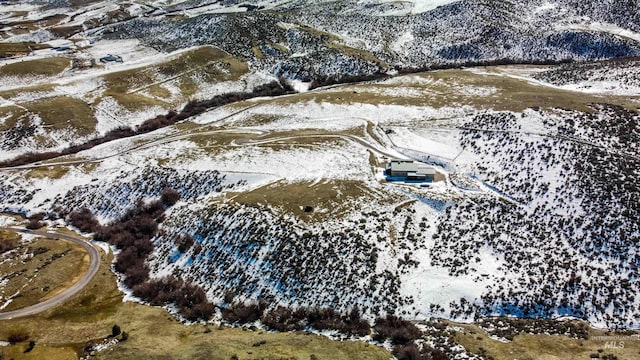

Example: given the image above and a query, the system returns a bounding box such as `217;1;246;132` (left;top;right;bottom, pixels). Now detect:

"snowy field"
2;73;637;329
0;0;639;342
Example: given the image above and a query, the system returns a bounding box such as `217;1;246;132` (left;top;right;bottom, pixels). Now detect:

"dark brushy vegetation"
72;191;215;321
176;233;194;253
160;188;181;206
260;305;308;332
221;301;268;324
223;302;371;337
25;212;45;230
7;332;29;344
393;343;448;360
306;306;371;337
132;276;215;321
0;237;20;254
94;199;163;289
308;72;389;90
373;315;422;345
68;207;100;233
395;57;574;75
0;81;295;168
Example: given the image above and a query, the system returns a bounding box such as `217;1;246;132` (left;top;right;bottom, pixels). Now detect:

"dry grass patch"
100;321;389;360
23;96;96;136
0;343;77;360
0;57;70;77
23;165;70;179
145;84;173;99
271;67;638;113
452;322;640;360
0;42;49;57
172;120;200;131
101;46;248;110
0;84;56;101
0;237;89;312
106;92;168;112
230;180;378;221
0;105;28;131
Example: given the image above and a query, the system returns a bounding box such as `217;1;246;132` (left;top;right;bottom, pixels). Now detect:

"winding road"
0;227;101;320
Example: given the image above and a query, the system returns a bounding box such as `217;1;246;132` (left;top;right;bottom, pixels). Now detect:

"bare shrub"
160;188;181;206
68;207;100;233
373;315;422;345
7;332;29;344
132;276;214;321
221;302;267;324
0;238;19;254
176;234;194;253
307;306;370;336
261;306;307;332
26;212;46;230
393;343;423;360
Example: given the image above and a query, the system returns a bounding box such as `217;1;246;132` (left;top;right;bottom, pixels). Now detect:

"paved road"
0;227;101;320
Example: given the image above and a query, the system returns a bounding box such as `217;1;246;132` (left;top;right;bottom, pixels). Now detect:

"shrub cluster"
306;306;371;337
308;72;389;90
373;315;422;345
133;276;214;321
176;233;195;253
221;302;371;337
7;332;29;344
160;188;181;206
25;212;45;230
395;57;573;75
260;305;308;332
221;301;268;324
393;343;447;360
73;191;215;321
68;207;100;233
94;199;164;288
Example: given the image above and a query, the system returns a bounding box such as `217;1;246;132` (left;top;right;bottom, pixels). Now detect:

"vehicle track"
0;227;101;320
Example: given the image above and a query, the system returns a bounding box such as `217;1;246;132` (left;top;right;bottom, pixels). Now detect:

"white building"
385;159;435;181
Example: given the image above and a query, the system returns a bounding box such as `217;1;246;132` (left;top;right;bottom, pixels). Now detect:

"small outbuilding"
385;159;435;181
99;54;123;63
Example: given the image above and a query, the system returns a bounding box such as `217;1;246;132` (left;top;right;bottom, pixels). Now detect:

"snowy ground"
2;63;638;329
1;1;639;331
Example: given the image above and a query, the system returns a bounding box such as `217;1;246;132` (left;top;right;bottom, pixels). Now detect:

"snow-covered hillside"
105;0;640;80
1;62;638;329
0;0;639;338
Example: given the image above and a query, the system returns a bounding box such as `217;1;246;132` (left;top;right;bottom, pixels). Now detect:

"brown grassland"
451;321;640;360
228;180;381;222
0;235;89;312
23;96;96;136
269;68;640;113
0;57;70;77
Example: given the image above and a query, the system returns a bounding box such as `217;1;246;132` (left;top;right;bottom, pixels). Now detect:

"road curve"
0;227;101;320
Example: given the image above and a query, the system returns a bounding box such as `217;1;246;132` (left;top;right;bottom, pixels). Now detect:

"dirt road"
0;227;101;320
